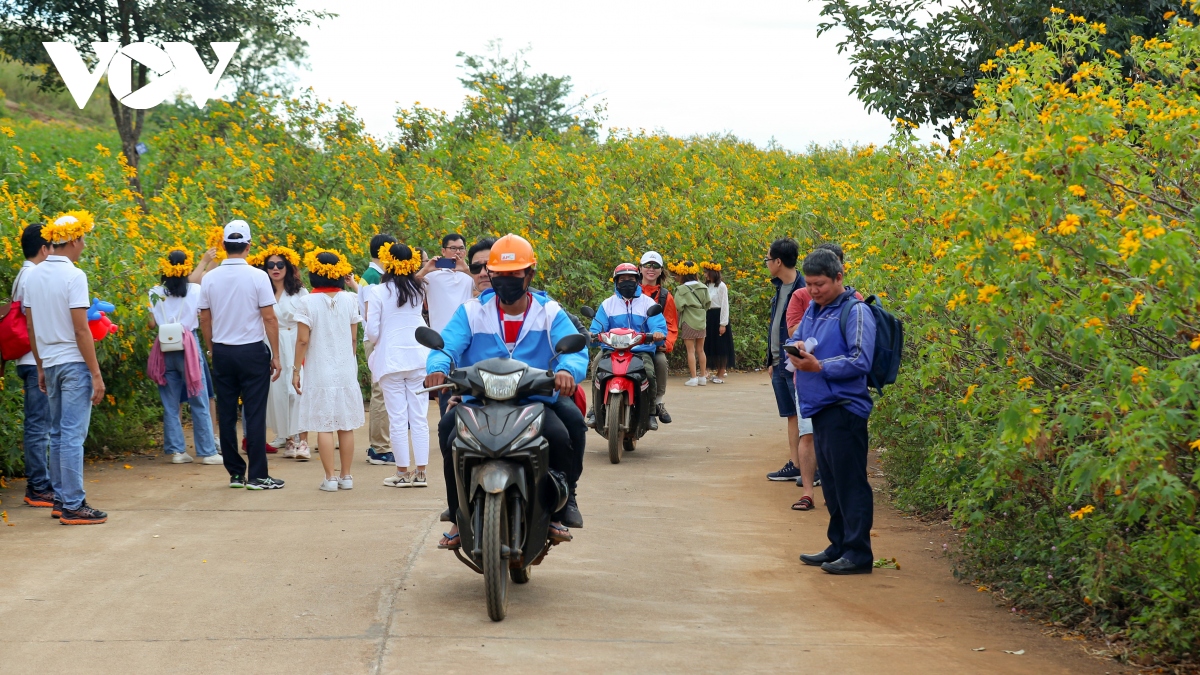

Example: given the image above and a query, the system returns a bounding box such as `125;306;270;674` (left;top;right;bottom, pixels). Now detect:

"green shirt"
361;265;382;285
674;281;710;331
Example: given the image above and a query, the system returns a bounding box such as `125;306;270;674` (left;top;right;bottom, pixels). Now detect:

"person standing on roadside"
793;248;876;575
668;260;711;387
361;233;396;466
763;238;806;485
785;242;862;511
638;251;678;425
11;224;53;509
251;246;310;460
418;232;473;416
23;211;108;524
703;262;734;383
199;220;285;491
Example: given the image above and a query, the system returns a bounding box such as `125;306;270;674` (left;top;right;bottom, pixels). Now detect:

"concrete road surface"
0;374;1122;674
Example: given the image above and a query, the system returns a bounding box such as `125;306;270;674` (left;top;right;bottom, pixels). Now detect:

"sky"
291;0;899;152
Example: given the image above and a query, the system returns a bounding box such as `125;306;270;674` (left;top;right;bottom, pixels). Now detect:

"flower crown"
378;245;422;276
42;210;96;244
247;245;300;269
304;247;353;280
667;260;701;275
204;226;228;261
160;248;195;278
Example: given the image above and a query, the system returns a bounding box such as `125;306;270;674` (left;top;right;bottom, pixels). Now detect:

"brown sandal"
792;496;815;511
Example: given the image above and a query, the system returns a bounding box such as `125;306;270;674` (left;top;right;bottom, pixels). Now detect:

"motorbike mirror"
646;304;663;318
414;326;445;351
554;333;588;354
580;306;596;319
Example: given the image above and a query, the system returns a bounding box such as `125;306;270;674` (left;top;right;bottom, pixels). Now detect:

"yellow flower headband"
304;247;353;280
668;260;701;275
701;261;722;272
378;245;422;276
159;249;195;278
248;245;300;268
204;226;228;261
42;210;96;244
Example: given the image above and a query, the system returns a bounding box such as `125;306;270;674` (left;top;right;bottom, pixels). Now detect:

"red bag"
0;299;32;364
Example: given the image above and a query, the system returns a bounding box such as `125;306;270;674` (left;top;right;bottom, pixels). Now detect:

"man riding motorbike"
426;234;589;548
584;263;668;429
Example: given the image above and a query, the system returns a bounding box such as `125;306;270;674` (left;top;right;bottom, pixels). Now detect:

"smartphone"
783;344;802;357
435;257;457;270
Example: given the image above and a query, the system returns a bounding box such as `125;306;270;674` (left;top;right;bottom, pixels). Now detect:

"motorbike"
580;304;662;464
415;326;587;622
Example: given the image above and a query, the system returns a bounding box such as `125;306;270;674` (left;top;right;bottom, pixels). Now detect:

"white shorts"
794;389;813;437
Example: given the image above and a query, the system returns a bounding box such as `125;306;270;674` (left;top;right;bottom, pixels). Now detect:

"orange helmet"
488;233;536;272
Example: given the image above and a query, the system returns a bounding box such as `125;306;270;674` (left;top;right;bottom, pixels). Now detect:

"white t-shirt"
198;258;276;345
359;261;383;342
11;260;38;367
148;283;202;332
22;255;90;368
425;269;473;333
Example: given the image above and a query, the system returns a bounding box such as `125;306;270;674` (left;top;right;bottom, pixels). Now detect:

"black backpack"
838;294;903;394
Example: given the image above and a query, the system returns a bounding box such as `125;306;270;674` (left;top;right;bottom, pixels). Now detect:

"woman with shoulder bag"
147;249;219;464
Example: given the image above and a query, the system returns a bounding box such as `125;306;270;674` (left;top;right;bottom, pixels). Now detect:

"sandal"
548;523;573;543
438;532;461;550
792;496;815;511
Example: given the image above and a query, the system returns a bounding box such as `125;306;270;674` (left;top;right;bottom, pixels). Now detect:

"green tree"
815;0;1181;138
0;0;329;207
455;41;605;143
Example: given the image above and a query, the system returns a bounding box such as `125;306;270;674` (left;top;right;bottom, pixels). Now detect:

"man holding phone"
416;232;474;416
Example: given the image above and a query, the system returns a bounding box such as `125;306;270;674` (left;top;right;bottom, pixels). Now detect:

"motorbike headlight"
606;333;633;350
456;416;479;448
479;369;524;400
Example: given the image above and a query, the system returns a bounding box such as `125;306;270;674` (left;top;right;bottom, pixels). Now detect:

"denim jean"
157;350;218;456
44;361;92;510
17;364;52;492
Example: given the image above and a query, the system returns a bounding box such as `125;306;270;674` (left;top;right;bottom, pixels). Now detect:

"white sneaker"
319;477;339;492
412;470;428;488
684;377;699;387
383;471;412;488
294;441;311;461
338;475;354;490
697;377;708;386
199;454;223;465
171;453;194;464
279;439;297;459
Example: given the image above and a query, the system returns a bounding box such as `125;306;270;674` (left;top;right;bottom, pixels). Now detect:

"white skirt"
266;326;302;441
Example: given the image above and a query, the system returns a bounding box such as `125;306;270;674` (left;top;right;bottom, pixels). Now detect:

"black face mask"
491;275;527;305
616;279;639;299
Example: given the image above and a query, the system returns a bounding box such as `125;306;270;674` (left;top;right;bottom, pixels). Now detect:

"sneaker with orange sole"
60;501;107;525
24;486;54;508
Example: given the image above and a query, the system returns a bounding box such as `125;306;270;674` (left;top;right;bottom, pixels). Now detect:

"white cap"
640;251;663;266
223;219;252;242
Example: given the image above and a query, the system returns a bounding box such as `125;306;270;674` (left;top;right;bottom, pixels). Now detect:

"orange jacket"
640;283;678;353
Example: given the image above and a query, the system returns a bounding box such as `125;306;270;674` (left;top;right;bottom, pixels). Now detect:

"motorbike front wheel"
482;492;509;621
607;396;625;464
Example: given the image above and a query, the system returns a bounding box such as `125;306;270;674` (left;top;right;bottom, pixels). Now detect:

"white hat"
223;219;252;242
640;251;663;266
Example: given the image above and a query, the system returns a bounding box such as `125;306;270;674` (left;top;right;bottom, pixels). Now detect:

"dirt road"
0;374;1119;674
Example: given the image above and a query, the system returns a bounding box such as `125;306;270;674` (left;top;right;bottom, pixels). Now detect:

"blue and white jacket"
427;290;588;403
588;284;668;354
789;287;876;420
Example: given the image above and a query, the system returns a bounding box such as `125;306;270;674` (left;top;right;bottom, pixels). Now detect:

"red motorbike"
580;304;662;464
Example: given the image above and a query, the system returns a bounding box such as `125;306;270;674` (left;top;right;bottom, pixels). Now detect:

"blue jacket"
589;284;668;354
427;291;589;403
789;287;875;419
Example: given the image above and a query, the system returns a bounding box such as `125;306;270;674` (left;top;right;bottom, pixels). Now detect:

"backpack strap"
837;294;875;355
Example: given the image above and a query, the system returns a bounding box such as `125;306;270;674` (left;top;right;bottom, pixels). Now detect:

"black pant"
440;404;573;521
812;405;873;566
212;342;272;481
547;396;586;488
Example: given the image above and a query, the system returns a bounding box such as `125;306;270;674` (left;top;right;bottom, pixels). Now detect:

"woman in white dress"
292;249;365;491
252;246;310;459
366;243;431;488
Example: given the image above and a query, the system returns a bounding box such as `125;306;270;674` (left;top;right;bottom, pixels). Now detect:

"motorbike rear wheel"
482;492;509;621
607;396;624;464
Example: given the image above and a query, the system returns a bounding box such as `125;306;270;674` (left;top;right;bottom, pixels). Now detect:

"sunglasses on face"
469;262;487;274
265;261;287;270
641;263;661;270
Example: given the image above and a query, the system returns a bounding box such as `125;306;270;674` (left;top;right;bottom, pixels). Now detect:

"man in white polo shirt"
199;220;285;490
24;212;108;525
417;232;473;416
